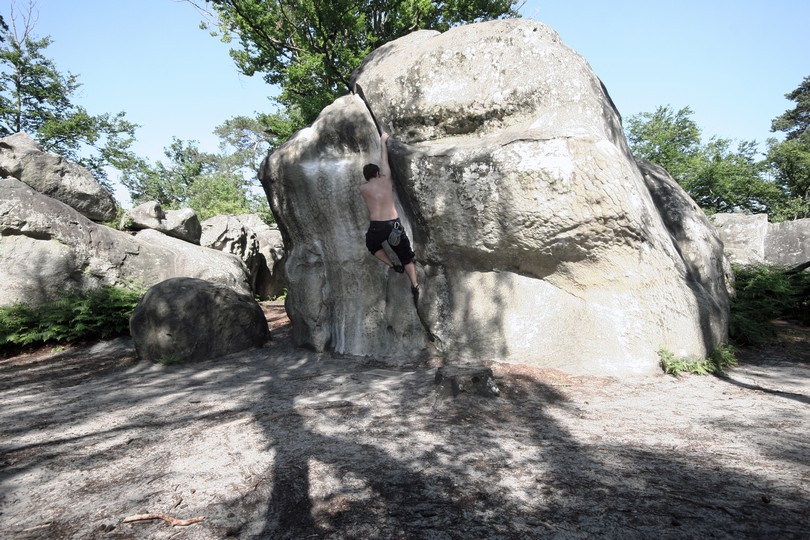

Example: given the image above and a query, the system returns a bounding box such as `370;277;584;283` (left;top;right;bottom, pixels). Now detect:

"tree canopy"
0;2;138;187
765;75;810;220
121;117;274;223
626;105;782;217
771;75;810;141
627;75;810;222
625;106;703;184
197;0;520;131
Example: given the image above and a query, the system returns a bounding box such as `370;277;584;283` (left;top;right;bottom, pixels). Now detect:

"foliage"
121;133;273;223
729;264;810;345
0;1;139;187
771;75;810;141
197;0;521;132
0;286;143;348
186;172;256;221
121;138;213;207
686;138;781;215
272;287;288;302
624;76;810;221
658;346;737;377
626;105;778;216
158;353;183;366
626;105;703;183
765;76;810;220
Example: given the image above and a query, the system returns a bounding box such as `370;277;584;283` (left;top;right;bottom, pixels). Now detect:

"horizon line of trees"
1;0;807;225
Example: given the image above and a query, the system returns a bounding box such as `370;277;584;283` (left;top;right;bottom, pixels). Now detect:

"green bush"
0;286;143;348
730;264;809;345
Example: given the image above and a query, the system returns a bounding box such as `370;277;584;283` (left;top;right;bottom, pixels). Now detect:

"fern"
0;286;143;349
659;346;737;377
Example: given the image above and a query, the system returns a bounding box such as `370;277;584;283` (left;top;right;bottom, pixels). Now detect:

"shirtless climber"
360;131;419;304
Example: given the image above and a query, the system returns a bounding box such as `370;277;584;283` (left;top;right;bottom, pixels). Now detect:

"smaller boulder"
129;277;269;364
710;213;769;266
0;132;118;222
123;201;202;244
765;218;810;268
235;214;288;299
201;215;261;292
201;215;259;266
434;365;500;398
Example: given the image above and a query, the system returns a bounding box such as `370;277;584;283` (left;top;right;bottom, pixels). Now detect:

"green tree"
771;75;810;141
213;114;275;173
0;2;138;187
766;75;810;220
122;130;273;223
627;105;781;216
686;138;780;215
122;138;213;207
196;0;520;131
626;105;703;184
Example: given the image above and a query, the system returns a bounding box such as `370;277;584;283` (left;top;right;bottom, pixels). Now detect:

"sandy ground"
0;305;808;539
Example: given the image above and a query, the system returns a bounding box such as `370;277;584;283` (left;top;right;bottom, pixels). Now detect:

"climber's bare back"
360;175;398;221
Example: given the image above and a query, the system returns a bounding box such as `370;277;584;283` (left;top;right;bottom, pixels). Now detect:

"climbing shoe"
393;265;404;273
411;285;420;304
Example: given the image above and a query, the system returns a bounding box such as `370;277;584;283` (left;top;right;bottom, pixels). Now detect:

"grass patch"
0;285;143;349
659;346;738;377
158;353;183;366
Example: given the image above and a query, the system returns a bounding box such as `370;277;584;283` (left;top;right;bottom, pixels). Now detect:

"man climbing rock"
360;131;419;304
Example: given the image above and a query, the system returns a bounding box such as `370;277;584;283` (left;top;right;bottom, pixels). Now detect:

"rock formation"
200;214;288;300
0;177;251;307
711;213;810;268
129;277;269;363
0;132;118;222
260;19;729;375
123;201;202;244
235;214;288;300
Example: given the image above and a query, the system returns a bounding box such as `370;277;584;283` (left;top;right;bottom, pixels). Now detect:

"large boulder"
766;218;810;267
129;277;269;363
259;19;729;375
0;177;251;306
123;201;202;244
710;213;810;268
0;132;118;222
710;213;769;265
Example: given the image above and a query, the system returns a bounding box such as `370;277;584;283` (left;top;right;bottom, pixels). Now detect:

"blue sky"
13;0;810;204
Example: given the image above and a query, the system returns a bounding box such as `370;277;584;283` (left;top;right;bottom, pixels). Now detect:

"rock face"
130;277;269;363
0;177;251;307
767;219;810;267
260;19;729;375
201;214;261;289
710;214;769;266
200;214;288;300
0;132;118;222
636;158;733;303
235;214;288;300
124;201;202;244
711;213;810;268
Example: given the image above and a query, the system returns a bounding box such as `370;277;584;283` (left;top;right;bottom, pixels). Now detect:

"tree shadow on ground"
1;315;808;539
230;337;808;539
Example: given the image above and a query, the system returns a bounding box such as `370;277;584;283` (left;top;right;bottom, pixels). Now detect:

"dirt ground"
0;304;808;539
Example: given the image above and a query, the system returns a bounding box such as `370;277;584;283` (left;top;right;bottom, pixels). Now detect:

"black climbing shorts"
365;218;415;265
